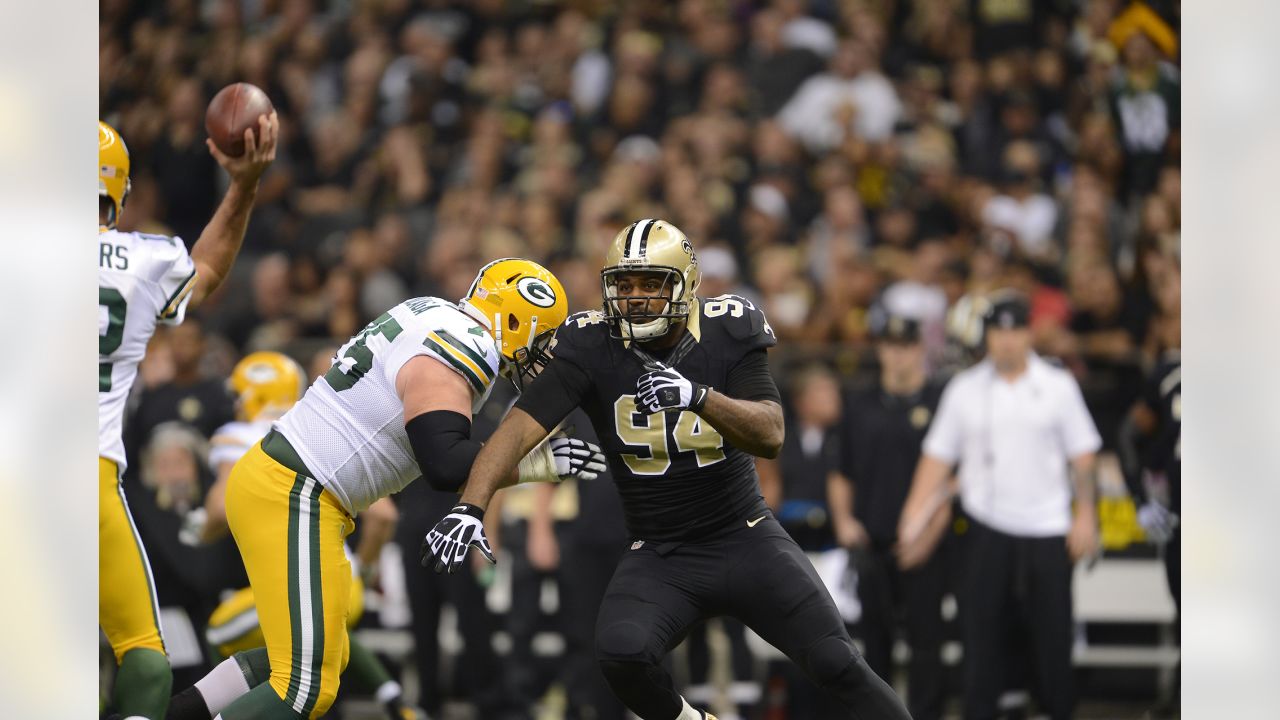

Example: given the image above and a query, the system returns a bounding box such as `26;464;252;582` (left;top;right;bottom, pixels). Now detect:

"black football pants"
594;512;912;720
961;520;1073;720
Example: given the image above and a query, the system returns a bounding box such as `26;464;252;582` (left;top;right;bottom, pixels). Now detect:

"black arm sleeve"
1116;412;1150;504
405;410;481;493
723;349;781;403
514;356;592;432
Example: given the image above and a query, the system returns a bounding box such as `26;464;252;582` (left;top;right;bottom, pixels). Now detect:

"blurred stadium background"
99;0;1180;718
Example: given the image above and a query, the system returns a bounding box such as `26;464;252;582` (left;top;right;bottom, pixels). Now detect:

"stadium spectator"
831;314;949;720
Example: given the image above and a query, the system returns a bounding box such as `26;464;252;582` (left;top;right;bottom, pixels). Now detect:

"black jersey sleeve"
717;295;779;357
723;349;781;403
513;357;591;432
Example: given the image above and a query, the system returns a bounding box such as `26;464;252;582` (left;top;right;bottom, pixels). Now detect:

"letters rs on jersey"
551;294;776;541
99;229;197;472
275;297;501;514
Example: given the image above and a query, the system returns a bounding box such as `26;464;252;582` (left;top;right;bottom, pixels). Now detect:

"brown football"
205;83;274;157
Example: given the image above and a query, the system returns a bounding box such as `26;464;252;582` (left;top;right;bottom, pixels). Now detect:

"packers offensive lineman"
210;259;606;719
168;352;423;720
99;115;278;720
424;221;912;720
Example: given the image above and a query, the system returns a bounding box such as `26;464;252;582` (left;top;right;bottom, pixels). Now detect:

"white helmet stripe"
627;218;654;259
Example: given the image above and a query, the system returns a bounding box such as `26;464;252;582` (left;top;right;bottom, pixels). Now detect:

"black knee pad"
805;636;859;688
595;620;652;664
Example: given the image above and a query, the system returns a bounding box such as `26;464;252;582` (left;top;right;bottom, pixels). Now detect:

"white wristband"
517;440;558;484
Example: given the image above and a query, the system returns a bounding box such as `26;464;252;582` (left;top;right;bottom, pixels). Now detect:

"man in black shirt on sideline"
829;314;948;720
423;219;912;720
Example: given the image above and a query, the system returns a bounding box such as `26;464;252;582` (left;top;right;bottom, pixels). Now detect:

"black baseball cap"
985;290;1030;330
873;312;921;343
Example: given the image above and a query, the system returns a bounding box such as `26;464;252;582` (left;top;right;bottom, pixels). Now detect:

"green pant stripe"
116;481;165;653
299;482;325;717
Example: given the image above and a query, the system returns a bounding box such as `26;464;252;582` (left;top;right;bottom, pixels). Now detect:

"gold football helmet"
460;258;569;390
99;121;131;229
602;218;701;341
229;351;306;422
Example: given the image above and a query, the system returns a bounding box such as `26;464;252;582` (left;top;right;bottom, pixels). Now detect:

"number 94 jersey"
549;295;777;543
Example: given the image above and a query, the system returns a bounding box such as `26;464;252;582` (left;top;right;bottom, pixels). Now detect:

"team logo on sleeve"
516;277;558;307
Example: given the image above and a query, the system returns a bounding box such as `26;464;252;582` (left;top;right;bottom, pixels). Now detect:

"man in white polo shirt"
897;290;1101;720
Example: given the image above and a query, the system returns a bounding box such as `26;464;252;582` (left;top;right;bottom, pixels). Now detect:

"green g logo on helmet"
517;276;558;308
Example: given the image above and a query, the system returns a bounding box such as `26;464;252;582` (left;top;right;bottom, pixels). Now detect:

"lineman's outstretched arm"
397;355;518;493
424;356;589;573
459;408;553;510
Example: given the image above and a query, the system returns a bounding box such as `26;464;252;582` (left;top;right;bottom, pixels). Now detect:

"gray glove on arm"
1137;500;1179;544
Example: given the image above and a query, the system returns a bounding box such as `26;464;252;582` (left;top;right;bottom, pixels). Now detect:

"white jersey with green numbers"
275;297;501;514
98;228;198;473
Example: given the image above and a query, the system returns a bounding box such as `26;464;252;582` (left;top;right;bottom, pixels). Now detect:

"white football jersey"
98;228;197;472
276;297;501;514
209;419;274;469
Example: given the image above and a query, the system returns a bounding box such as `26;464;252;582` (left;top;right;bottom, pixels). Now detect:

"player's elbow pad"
405;411;482;493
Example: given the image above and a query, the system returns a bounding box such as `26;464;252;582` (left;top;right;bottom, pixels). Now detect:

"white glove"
422;503;495;574
550;435;607;480
1137;500;1179;544
635;364;709;415
179;507;208;547
519;433;607;483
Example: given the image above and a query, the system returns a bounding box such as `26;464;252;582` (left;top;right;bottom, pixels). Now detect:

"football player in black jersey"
1119;347;1181;611
423;219;912;720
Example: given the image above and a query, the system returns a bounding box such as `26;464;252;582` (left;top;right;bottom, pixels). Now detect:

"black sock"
164;686;213;720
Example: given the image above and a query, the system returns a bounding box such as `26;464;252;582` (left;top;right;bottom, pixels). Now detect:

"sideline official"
899;291;1102;720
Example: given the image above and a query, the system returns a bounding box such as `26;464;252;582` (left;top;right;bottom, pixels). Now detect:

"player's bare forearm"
189;181;258;307
458;407;550;509
698;393;784;458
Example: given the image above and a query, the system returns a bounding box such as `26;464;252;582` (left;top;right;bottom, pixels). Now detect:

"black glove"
635;363;709;415
421;503;495;574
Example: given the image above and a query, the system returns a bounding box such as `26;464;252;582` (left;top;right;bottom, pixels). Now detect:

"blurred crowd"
101;0;1180;716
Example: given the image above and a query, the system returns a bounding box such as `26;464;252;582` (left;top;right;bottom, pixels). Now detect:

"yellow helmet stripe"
424;333;487;394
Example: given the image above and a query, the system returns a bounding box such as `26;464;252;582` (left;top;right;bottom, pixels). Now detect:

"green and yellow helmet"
460;258;568;390
229;351;306;422
601;218;701;341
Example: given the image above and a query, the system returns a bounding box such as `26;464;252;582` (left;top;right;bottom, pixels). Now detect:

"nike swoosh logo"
747;515;766;528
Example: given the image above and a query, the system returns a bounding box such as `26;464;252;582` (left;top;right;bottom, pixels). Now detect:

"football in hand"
205;82;274;157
